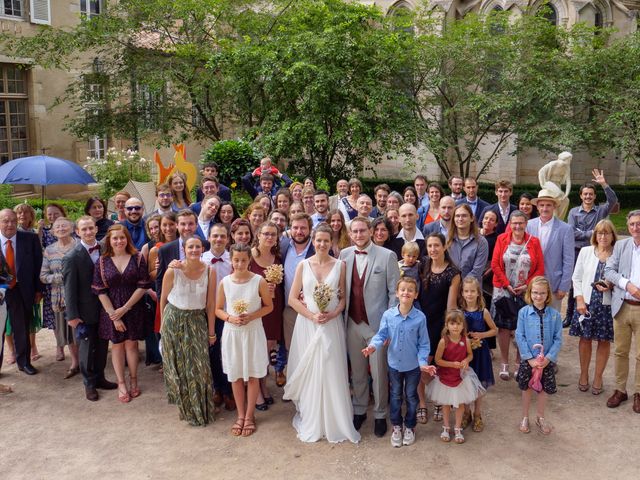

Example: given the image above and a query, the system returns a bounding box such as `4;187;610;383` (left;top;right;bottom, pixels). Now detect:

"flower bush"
86;148;152;199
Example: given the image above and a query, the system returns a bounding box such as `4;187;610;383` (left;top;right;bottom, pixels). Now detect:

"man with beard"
275;213;315;387
422;196;456;238
123;197;148;251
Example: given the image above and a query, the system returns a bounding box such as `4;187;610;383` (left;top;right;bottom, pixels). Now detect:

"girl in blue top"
515;276;563;435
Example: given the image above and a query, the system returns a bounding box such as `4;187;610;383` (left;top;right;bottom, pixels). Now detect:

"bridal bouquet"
231;299;249;315
313;282;334;313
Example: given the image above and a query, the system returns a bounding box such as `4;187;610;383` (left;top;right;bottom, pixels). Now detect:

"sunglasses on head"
125;206;142;211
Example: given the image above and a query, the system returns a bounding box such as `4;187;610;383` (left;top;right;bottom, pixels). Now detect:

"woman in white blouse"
570;219;616;395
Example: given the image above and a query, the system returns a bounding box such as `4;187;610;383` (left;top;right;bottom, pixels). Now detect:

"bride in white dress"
283;224;360;443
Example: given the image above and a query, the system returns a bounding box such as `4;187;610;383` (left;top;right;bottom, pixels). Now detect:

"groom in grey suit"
340;216;400;437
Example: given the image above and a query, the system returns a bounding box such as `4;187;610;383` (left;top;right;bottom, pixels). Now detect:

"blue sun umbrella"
0;155;96;206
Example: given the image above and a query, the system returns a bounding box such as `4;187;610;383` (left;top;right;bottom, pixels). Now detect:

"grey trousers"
347;317;388;419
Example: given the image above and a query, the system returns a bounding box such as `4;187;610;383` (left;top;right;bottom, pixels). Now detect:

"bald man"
390;203;426;259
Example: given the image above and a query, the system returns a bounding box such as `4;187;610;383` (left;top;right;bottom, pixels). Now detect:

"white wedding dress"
283;260;360;443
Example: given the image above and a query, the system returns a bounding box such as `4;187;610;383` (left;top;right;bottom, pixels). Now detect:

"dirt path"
1;330;637;480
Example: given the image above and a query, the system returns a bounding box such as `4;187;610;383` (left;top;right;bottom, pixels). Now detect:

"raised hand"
591;169;607;186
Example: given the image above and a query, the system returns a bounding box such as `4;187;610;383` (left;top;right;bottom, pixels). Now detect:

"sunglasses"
125;206;142;211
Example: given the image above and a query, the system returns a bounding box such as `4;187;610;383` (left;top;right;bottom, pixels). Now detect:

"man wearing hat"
527;189;575;311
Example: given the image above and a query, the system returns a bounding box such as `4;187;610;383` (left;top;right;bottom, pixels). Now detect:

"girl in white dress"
215;244;273;437
284;224;360;443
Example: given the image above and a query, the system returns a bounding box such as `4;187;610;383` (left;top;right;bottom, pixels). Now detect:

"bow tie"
355;250;367;255
316;217;326;222
88;245;101;254
211;258;224;264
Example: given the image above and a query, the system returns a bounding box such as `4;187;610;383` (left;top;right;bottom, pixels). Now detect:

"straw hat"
531;188;560;206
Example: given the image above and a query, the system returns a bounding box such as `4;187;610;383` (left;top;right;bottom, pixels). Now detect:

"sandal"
30;353;42;362
231;417;244;436
461;409;472;430
117;382;130;403
269;349;278;366
499;364;510;381
536;417;553;435
440;426;450;442
591;385;604;395
433;405;443;422
519;417;530;434
454;427;465;444
56;347;65;362
130;376;141;398
242;417;256;437
64;366;80;379
6;352;16;365
472;414;484;432
578;382;590;392
416;407;428;424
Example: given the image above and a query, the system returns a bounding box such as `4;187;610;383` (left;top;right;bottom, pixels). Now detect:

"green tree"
402;7;600;179
240;0;415;181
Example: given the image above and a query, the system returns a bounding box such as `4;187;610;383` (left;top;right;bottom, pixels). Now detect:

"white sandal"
454;427;465;444
519;417;530;433
499;364;510;381
440;426;451;442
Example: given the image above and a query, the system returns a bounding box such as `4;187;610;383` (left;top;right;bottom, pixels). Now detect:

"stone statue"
538;151;572;219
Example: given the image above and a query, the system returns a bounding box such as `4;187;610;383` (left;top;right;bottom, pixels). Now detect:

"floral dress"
569;261;614;341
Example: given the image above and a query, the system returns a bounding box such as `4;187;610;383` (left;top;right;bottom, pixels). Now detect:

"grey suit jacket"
62;243;101;325
526;217;575;293
339;244;400;331
604;237;638;317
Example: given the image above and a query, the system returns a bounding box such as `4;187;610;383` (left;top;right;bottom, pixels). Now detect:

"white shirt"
396;228;424;243
538;217;553;251
201;250;232;281
178;238;185;261
354;242;372;277
498;203;510;224
618;241;640;300
80;239;100;264
0;233;17;260
198;218;212;241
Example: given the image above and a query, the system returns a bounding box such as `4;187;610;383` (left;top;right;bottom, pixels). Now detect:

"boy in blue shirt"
363;277;435;447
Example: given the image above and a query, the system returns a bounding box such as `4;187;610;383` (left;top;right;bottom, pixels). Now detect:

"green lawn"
609;207;631;235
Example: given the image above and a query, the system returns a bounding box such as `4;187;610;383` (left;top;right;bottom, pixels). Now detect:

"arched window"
542;3;558;25
594;9;603;29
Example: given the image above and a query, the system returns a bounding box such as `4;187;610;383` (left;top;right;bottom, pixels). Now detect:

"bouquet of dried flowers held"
313;282;334;313
469;336;482;350
264;264;284;298
264;264;284;284
232;299;249;316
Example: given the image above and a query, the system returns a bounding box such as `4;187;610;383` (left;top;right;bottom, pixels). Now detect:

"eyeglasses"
158;193;172;198
261;232;277;237
125;206;142;211
596;231;612;236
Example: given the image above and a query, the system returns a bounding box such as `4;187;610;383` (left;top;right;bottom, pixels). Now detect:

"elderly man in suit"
63;216;117;400
604;209;640;413
0;209;43;376
526;190;575;311
340;216;400;438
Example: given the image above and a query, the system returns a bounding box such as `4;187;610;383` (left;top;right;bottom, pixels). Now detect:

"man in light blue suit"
526;190;575;311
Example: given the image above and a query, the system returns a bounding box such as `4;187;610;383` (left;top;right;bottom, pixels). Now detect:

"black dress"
418;262;461;356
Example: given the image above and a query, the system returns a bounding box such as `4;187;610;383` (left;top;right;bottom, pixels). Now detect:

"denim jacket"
515;305;563;363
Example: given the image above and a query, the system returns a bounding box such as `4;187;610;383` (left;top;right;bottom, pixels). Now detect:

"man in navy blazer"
456;177;489;223
274;213;315;387
156;210;209;299
527;191;575;311
479;179;517;235
0;209;43;375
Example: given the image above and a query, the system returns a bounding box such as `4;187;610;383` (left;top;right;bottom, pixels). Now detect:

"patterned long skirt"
161;303;215;426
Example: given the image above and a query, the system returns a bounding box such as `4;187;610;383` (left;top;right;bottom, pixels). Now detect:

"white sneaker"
402;427;416;446
391;425;403;447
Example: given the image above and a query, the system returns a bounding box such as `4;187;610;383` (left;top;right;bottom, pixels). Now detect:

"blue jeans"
388;366;421;429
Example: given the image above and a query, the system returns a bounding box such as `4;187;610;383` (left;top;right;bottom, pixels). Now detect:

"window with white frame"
87;135;106;160
0;64;29;165
80;0;101;18
1;0;23;18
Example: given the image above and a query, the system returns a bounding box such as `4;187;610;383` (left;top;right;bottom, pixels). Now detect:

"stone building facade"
1;0;639;196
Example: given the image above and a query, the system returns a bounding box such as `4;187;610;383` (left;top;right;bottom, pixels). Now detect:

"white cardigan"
572;246;611;306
